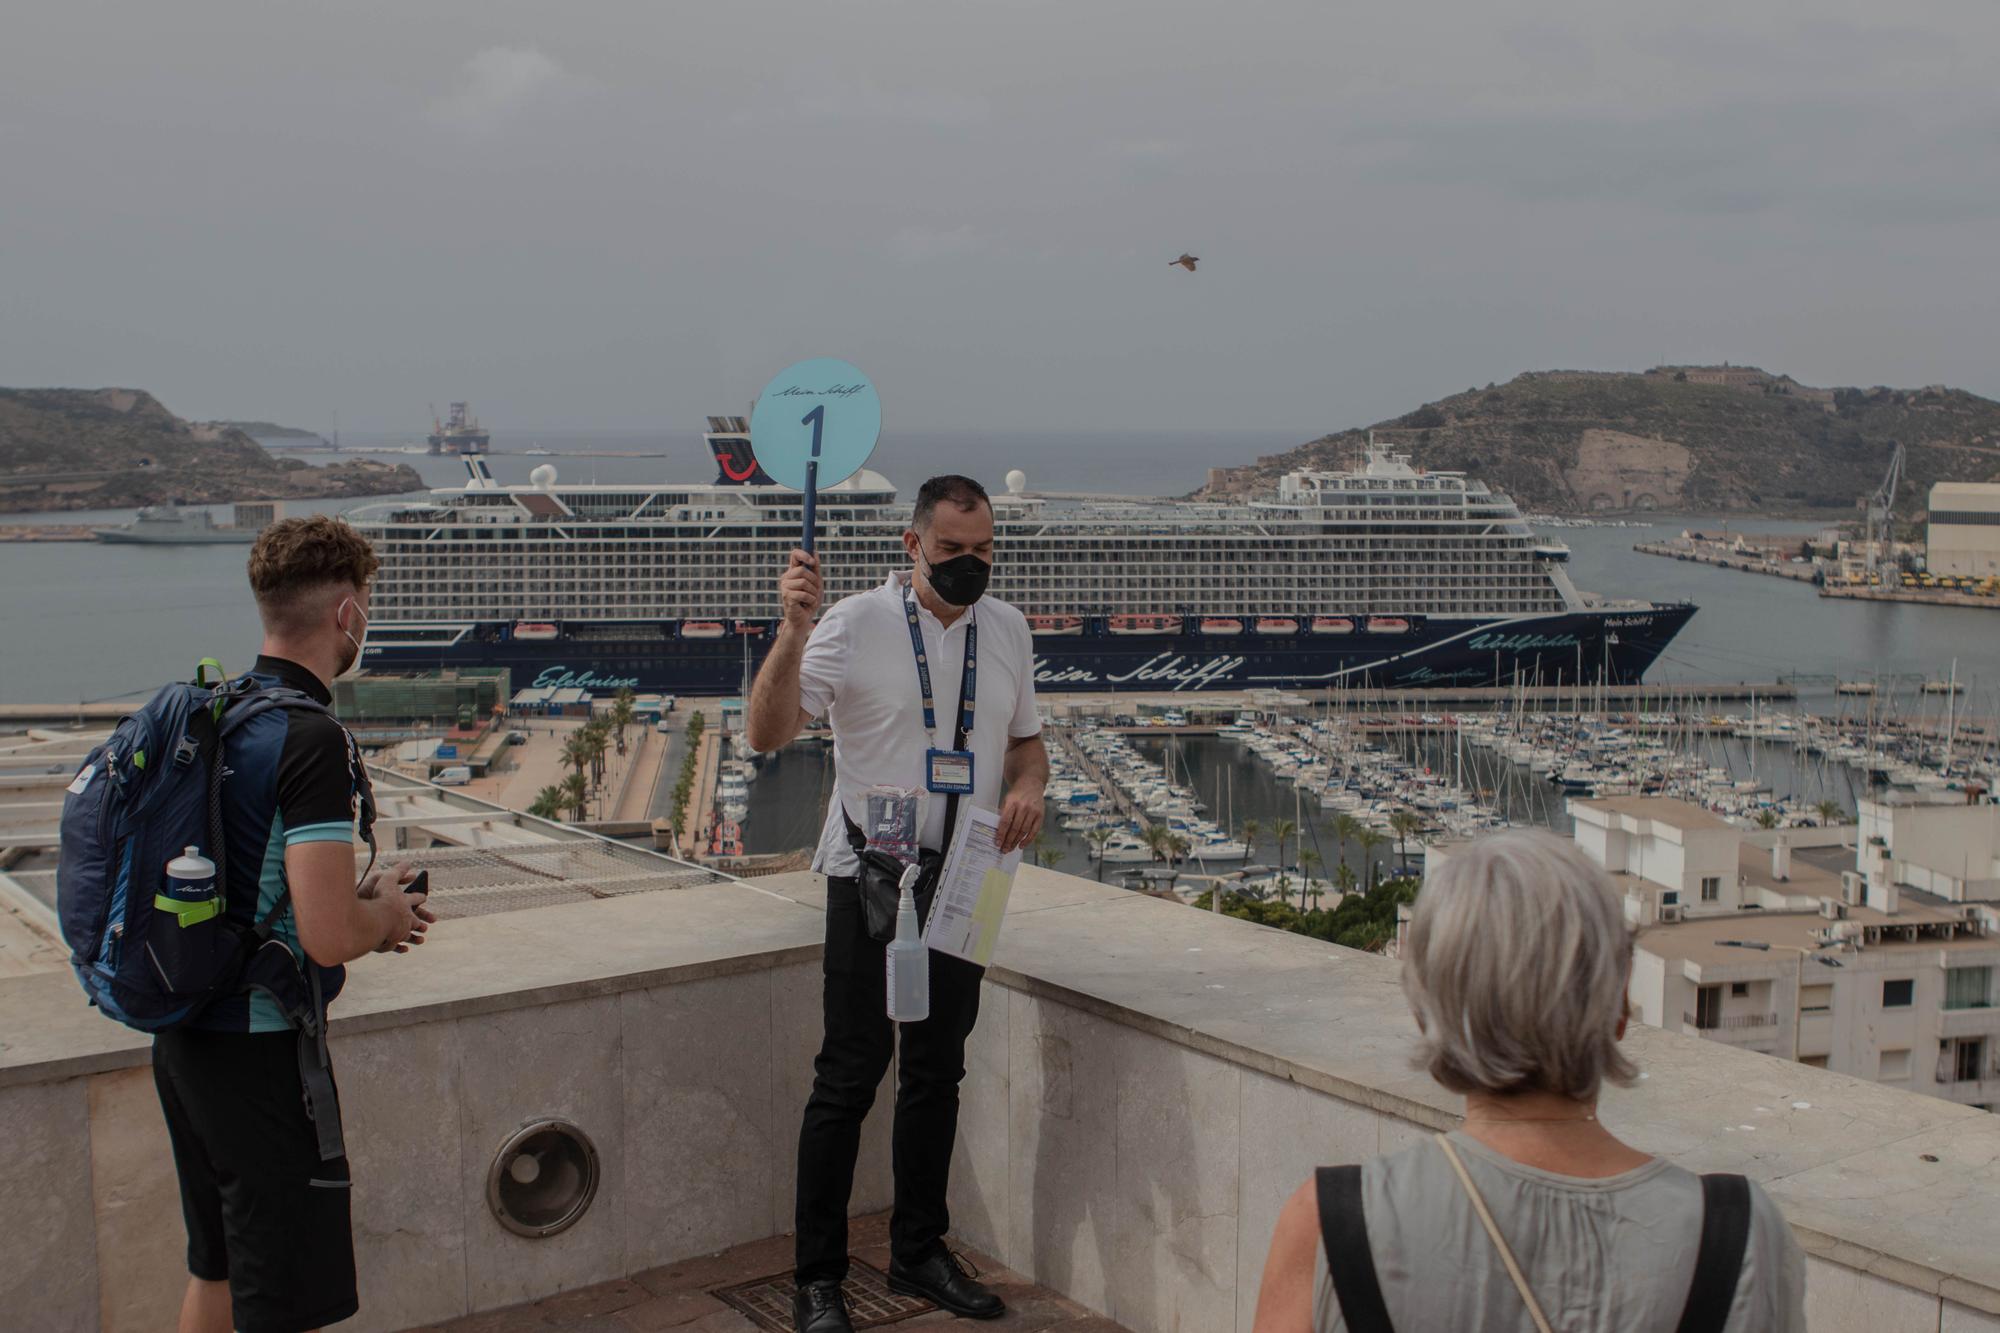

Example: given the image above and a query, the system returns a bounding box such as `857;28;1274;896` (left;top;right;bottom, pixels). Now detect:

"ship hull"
362;605;1695;695
94;529;254;545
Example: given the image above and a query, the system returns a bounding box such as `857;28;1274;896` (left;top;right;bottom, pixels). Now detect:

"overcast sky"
5;1;1998;435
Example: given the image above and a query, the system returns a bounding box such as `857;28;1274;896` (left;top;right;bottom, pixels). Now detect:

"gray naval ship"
94;502;278;545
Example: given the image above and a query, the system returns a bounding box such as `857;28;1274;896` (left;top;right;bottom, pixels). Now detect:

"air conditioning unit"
1820;899;1847;920
1659;903;1685;923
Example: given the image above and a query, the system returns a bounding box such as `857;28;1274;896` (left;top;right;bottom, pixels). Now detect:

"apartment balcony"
4;856;1999;1331
1940;1004;2000;1039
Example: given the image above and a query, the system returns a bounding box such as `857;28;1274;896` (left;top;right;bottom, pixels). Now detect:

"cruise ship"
346;419;1694;694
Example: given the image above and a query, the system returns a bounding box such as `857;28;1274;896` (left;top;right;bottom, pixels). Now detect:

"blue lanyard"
905;592;976;746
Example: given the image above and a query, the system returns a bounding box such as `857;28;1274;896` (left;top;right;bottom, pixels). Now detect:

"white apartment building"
1569;794;2000;1111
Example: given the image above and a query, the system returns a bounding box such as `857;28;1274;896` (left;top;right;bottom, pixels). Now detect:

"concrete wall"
4;869;1998;1332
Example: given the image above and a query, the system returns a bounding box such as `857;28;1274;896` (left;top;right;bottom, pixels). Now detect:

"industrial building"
1927;481;2000;579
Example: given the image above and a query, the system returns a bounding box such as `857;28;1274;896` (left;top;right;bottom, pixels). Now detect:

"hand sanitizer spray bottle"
885;862;930;1023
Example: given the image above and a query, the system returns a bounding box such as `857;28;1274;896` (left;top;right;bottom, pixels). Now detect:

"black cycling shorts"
152;1028;358;1333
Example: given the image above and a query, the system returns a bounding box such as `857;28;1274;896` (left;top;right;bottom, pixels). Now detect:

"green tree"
1240;818;1262;864
1298;848;1323;911
1272;819;1297;877
1755;809;1780;830
1356;828;1388;890
609;691;636;748
1813;799;1844;825
1333;861;1357;898
561;731;592;787
1332;812;1363;888
528;785;564;821
560;770;589;823
1388;810;1425;874
1084;826;1113;881
1029;833;1061;869
1142;823;1173;866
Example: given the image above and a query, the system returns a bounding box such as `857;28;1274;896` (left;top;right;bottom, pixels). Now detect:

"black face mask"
922;549;991;606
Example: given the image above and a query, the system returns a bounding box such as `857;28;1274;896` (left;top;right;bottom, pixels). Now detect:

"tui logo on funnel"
708;434;774;485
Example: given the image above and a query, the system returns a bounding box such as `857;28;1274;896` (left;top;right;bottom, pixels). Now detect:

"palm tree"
1333;812;1363;885
1028;833;1061;869
1333;861;1357;901
1298;848;1323;912
1240;818;1262;865
1813;799;1843;826
1162;834;1191;894
1356;828;1388;890
560;770;589;823
1755;809;1780;830
1388;810;1424;874
1142;823;1173;866
528;785;564;821
1084;826;1113;881
609;691;636;749
1272;819;1297;879
561;732;592;788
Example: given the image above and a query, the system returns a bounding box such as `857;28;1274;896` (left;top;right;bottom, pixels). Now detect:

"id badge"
925;748;975;794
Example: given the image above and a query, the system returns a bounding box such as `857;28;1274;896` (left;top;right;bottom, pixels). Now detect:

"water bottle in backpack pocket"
146;846;236;996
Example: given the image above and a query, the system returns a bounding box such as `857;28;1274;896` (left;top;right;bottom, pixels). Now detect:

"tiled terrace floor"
404;1212;1130;1332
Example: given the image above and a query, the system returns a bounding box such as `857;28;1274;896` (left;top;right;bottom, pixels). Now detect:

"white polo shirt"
798;570;1041;877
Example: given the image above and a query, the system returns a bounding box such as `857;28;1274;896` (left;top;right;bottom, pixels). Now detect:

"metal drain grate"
709;1259;934;1331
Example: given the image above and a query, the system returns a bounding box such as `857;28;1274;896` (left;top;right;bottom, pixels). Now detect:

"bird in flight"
1169;253;1199;272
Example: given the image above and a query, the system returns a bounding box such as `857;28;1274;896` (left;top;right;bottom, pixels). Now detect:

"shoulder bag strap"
1435;1134;1556;1333
1674;1174;1752;1333
1314;1165;1395;1333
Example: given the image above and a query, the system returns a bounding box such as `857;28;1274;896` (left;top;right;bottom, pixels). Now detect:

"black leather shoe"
791;1279;854;1333
888;1249;1005;1320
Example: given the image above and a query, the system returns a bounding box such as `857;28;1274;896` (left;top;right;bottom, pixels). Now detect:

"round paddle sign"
749;358;882;492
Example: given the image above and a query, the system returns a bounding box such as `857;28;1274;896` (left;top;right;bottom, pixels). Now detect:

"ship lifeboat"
1254;617;1300;636
1198;617;1244;636
1108;614;1182;635
512;622;558;641
1311;617;1355;635
1028;615;1085;636
680;621;727;640
1366;616;1412;634
733;620;767;637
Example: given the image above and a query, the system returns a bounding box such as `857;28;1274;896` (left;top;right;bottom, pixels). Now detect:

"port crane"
1864;441;1904;586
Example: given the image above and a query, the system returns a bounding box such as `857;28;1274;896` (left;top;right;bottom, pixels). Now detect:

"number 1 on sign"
801;405;824;553
802;405;824;459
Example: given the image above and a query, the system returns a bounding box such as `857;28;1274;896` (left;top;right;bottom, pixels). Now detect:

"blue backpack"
56;662;376;1033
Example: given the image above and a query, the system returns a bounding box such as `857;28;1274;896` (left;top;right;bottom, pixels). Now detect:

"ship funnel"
530;464;558;490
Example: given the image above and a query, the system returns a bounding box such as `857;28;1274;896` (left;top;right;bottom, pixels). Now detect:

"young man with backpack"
60;515;432;1333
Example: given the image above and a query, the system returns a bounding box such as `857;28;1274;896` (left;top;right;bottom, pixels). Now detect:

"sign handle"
803;458;819;554
800;404;825;554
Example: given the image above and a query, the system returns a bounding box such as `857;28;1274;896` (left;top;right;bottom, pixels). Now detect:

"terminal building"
1565;793;2000;1109
1926;481;2000;578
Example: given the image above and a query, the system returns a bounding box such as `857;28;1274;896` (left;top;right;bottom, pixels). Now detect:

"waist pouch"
843;813;942;944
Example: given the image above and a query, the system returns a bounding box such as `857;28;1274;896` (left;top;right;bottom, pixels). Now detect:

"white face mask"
335;596;369;676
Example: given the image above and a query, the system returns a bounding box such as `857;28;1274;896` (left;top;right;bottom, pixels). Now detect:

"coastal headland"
0;387;421;514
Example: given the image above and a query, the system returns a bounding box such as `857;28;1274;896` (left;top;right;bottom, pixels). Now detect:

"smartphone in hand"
404;870;430;896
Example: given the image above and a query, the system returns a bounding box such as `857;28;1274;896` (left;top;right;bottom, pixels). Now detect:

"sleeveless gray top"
1313;1132;1806;1332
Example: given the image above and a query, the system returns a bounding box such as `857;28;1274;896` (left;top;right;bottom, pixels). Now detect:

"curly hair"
247;515;380;633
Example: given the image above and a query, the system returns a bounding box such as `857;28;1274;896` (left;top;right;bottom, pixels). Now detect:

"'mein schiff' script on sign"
775;383;868;400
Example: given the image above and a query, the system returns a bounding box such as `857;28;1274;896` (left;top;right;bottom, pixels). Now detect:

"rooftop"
1573;795;1735;831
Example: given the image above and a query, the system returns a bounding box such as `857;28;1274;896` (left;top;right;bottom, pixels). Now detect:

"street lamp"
1714;939;1844;1062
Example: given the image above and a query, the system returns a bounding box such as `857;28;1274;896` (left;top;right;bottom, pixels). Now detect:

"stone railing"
3;867;1996;1331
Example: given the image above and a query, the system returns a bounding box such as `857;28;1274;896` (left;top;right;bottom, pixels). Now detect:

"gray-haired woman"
1251;829;1806;1332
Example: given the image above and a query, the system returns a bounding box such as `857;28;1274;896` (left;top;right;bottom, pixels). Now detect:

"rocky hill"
0;389;421;514
210;419;327;442
1199;367;2000;516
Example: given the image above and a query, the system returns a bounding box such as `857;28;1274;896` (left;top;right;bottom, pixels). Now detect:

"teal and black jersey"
196;654;363;1032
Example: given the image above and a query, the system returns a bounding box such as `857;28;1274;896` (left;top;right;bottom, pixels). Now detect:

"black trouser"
794;874;986;1284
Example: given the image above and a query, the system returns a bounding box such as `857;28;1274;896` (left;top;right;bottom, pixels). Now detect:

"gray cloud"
2;0;1996;435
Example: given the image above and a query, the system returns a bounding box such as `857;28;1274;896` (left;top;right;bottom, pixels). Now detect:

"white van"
434;765;472;786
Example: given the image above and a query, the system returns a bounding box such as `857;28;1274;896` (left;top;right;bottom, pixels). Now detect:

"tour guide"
748;474;1047;1332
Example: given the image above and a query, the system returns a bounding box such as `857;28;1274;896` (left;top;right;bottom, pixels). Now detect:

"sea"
4;427;1993;871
